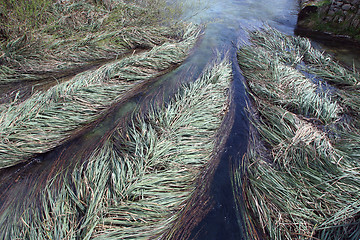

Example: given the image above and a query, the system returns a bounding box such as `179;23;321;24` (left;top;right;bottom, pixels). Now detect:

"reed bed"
235;27;360;239
0;25;200;169
4;59;232;239
238;31;341;124
245;27;359;86
0;0;188;84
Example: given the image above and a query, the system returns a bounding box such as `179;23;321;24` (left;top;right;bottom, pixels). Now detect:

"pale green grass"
238;30;341;124
0;0;190;83
0;25;200;169
235;27;360;240
4;58;232;239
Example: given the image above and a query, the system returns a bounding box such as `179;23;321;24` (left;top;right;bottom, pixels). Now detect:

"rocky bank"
297;0;360;41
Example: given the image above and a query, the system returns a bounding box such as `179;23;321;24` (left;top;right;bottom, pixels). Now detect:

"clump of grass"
0;0;53;35
238;29;341;124
0;25;200;169
0;0;192;84
234;27;360;239
3;58;232;239
246;28;359;86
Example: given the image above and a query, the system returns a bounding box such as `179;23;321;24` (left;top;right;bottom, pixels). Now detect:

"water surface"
1;0;359;238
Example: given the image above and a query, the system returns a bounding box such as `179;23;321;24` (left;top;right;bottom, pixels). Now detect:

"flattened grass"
235;27;360;239
238;28;341;124
0;0;191;83
5;58;232;239
0;25;200;169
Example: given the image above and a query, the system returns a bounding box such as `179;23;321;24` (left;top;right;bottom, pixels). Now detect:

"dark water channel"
1;0;359;238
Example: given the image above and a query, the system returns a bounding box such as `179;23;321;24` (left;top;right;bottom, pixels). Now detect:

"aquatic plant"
0;24;199;169
2;58;232;239
0;0;190;84
245;27;359;86
238;28;341;124
235;27;360;239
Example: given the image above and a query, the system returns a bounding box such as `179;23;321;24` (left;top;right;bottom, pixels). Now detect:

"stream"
1;0;359;239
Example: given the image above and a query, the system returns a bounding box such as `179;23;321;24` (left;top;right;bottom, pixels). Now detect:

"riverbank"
297;0;360;43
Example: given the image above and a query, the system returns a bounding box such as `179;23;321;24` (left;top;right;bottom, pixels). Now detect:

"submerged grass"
235;27;360;239
2;58;232;239
0;25;200;169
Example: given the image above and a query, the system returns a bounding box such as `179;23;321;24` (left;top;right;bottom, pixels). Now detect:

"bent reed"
3;58;232;239
235;27;360;239
0;0;200;169
0;0;186;82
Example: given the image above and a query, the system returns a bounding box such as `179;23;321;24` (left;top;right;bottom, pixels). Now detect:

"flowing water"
1;0;359;238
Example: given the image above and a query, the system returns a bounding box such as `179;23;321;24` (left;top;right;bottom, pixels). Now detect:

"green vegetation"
0;25;199;169
0;0;189;83
0;0;53;32
0;2;233;239
0;0;201;168
234;27;360;239
2;58;232;239
298;5;360;41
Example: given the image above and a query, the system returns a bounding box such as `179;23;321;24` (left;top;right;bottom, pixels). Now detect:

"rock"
336;1;344;7
342;4;352;10
328;10;336;16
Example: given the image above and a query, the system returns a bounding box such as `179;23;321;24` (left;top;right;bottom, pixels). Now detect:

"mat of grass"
0;24;199;169
3;58;232;239
0;0;187;83
234;27;360;240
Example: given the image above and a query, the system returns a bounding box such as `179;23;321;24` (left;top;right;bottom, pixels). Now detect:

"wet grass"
0;0;201;169
235;27;360;239
0;0;181;73
0;0;192;86
0;25;199;169
2;58;232;239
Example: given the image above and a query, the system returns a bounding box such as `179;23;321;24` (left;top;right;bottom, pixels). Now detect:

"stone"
328;10;336;16
335;1;343;7
342;4;352;10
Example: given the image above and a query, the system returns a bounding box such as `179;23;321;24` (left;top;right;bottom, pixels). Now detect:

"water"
1;0;360;238
174;0;298;238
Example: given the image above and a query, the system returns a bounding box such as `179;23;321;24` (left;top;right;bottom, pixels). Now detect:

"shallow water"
175;0;298;238
1;0;359;238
